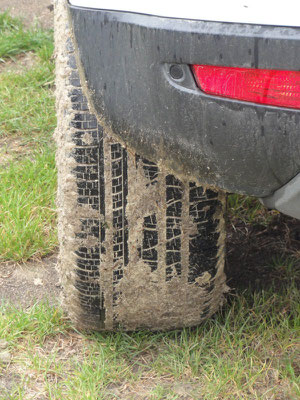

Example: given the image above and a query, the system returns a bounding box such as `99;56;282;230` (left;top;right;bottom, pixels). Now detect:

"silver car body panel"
69;0;300;27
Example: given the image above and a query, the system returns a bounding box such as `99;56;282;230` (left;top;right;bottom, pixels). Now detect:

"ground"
0;0;53;29
0;213;298;308
0;0;58;307
226;212;300;291
0;255;59;307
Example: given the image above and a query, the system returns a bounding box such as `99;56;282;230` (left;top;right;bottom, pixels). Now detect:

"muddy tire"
54;0;228;331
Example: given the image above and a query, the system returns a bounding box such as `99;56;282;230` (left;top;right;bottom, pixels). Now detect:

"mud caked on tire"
54;0;228;331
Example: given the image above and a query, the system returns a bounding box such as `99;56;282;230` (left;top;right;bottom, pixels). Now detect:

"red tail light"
191;65;300;109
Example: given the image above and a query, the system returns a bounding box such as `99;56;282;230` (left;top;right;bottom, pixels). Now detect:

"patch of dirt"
0;137;31;167
106;380;202;400
0;52;37;73
0;371;22;397
0;254;60;307
226;213;300;293
0;0;54;29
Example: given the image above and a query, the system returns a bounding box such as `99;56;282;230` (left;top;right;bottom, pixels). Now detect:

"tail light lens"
191;65;300;109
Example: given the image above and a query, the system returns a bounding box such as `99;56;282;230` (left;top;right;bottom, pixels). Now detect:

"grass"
0;13;55;142
0;61;55;142
227;193;278;227
0;148;57;261
0;264;299;399
0;12;53;62
0;12;56;261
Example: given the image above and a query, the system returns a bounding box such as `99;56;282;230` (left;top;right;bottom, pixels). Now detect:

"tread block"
166;175;183;281
188;183;220;283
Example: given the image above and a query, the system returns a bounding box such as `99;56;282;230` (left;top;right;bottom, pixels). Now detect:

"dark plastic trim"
68;5;300;196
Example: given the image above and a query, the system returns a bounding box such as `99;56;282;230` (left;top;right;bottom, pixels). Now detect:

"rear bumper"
68;4;300;197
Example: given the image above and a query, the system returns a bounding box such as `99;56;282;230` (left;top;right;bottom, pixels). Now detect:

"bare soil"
0;137;32;167
0;0;53;29
226;213;300;293
0;254;60;307
0;52;37;73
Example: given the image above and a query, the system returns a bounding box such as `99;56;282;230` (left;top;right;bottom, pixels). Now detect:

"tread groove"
111;143;129;318
166;175;183;281
188;183;220;283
